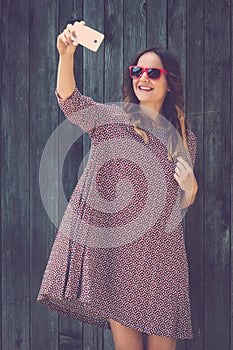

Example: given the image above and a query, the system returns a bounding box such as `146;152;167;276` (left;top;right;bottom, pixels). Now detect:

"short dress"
37;86;197;339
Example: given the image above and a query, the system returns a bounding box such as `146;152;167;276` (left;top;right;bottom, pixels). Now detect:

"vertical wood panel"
123;0;147;67
30;0;59;349
147;0;167;48
203;0;231;349
0;0;3;347
167;0;186;88
1;1;30;349
231;2;233;348
186;1;204;350
104;0;124;103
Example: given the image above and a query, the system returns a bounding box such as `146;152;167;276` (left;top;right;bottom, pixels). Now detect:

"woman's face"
132;52;170;112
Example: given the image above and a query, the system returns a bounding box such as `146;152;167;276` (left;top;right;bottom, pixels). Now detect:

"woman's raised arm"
56;21;85;100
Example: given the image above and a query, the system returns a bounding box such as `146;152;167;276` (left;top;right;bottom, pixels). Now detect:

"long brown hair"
122;47;191;161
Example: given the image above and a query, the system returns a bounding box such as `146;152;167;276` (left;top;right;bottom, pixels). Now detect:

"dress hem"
37;294;193;340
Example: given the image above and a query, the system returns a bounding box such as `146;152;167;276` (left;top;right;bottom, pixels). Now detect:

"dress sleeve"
186;129;197;168
55;86;98;133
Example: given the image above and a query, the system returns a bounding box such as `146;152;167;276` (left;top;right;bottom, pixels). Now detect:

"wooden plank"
104;0;124;103
203;0;231;349
231;0;233;348
82;323;103;350
167;0;186;88
59;318;82;350
83;0;105;102
103;329;115;350
29;0;60;349
123;0;147;68
58;1;84;349
1;1;30;349
147;0;167;48
186;1;204;349
0;0;3;346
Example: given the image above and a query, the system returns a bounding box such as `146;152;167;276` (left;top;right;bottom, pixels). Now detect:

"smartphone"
72;21;104;52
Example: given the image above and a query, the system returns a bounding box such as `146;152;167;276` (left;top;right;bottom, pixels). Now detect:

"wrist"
59;53;75;60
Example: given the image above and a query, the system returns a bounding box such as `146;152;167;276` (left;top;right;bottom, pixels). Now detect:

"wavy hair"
122;47;191;161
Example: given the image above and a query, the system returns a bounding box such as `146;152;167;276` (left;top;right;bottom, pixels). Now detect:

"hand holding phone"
72;21;104;52
57;22;86;56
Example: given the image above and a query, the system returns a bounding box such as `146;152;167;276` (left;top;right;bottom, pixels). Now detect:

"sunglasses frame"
129;66;168;80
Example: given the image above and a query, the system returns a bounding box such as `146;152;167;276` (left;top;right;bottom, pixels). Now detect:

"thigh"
109;318;144;350
147;334;177;350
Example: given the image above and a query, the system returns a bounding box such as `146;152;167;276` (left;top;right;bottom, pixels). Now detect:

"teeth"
139;86;153;91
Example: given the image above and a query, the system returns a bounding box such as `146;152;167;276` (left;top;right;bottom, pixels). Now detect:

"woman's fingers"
65;27;79;44
57;21;86;55
64;21;86;45
174;156;195;191
74;20;86;25
175;157;191;174
174;166;181;177
59;33;68;46
177;156;190;170
66;23;77;43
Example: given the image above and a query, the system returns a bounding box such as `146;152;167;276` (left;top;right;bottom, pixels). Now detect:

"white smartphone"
72;21;104;52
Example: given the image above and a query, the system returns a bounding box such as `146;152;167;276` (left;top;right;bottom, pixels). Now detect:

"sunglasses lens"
131;67;143;78
148;68;161;79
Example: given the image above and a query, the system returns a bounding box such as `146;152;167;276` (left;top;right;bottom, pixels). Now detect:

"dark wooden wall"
0;0;232;349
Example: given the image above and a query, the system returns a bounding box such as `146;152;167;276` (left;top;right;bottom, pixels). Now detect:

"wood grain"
104;0;124;103
1;1;30;349
231;1;233;348
29;0;60;349
123;0;147;67
186;1;204;349
147;0;167;48
203;1;231;349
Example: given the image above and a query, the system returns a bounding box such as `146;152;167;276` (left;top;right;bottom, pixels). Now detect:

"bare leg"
109;318;144;350
147;334;177;350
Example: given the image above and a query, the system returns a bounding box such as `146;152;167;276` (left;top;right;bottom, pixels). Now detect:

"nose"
140;71;149;80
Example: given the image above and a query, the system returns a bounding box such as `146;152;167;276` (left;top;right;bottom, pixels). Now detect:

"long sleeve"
55;86;98;133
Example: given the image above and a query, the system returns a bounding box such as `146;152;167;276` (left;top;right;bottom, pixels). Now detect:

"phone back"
73;22;104;52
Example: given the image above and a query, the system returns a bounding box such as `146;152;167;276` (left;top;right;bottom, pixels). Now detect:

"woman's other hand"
174;156;198;208
57;21;86;56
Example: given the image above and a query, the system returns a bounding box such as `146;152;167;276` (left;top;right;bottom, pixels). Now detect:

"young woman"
37;21;198;350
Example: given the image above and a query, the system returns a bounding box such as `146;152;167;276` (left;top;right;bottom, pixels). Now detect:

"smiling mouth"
138;86;153;91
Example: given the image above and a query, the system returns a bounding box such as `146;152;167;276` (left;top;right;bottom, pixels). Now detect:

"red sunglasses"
129;66;168;80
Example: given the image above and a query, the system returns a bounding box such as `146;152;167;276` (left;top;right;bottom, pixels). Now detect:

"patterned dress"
37;86;197;339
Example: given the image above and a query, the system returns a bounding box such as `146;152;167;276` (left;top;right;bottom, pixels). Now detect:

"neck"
140;101;163;114
139;101;163;122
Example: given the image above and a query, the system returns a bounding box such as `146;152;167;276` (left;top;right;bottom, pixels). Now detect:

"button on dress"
37;86;197;339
